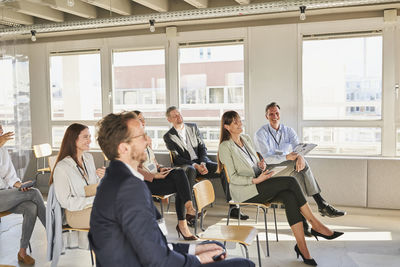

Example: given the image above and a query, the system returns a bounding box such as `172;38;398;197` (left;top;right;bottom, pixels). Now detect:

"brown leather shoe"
18;253;35;265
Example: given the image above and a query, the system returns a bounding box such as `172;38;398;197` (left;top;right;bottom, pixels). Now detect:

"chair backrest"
33;143;52;158
223;165;231;184
193;180;215;212
48;155;58;171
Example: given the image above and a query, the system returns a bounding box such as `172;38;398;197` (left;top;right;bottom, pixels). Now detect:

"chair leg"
200;210;205;231
240;243;249;259
159;199;164;218
256;234;261;267
166;197;171;213
226;205;234;226
273;206;278;242
256;206;259;224
262;208;270;257
89;243;94;265
28;242;32;253
194;208;199;236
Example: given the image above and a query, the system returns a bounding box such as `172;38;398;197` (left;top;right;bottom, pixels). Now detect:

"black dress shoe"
230;208;249;220
318;204;346;218
186;210;207;227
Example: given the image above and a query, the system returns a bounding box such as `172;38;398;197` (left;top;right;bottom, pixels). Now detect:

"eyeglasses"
127;133;146;143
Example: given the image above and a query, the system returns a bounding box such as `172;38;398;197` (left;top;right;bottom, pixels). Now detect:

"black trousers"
245;176;307;226
181;161;231;202
145;169;192;220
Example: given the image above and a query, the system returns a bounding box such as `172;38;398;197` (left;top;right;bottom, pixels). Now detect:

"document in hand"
293;143;317;156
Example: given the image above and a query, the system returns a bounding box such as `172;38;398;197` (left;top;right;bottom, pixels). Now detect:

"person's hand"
295;155;306;172
159;167;172;172
13;181;31;192
252;170;274;184
286;152;298;161
195;243;223;255
96;167;106;179
154;170;170;179
195;244;226;264
0;131;14;147
194;163;208;175
257;158;266;171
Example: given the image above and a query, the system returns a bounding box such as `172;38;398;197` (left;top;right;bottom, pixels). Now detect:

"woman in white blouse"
50;123;105;228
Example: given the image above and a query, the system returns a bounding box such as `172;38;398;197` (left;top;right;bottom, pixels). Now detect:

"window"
179;44;245;121
49;51;102;148
302;34;383;155
112;49;166;118
49;51;102;121
0;56;31;149
303;35;382;120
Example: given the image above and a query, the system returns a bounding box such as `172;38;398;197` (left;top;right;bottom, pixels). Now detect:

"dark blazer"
89;160;200;267
163;123;209;166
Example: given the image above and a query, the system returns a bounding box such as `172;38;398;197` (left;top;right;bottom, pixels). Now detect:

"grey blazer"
218;134;259;203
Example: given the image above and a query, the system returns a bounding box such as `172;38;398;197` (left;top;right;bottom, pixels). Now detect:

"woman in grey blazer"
217;111;343;266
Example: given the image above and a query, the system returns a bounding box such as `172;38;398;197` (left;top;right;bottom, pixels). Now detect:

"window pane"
179;44;244;120
50;52;102;120
113;49;166;118
145;126;169;151
303;127;381;155
303;36;382;120
52;126;99;149
0;58;15;122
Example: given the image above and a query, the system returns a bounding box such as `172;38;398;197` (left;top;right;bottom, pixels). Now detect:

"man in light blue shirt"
254;102;346;222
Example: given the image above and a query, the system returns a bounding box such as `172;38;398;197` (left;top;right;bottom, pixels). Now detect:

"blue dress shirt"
254;124;299;164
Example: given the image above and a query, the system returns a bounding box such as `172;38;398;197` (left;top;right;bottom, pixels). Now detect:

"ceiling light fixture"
299;5;307;21
30;30;36;42
149;19;155;32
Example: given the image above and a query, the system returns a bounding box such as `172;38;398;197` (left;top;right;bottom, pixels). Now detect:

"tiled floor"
1;200;400;266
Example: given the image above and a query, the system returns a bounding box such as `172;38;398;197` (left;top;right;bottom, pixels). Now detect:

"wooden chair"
192;180;262;266
152;193;174;218
62;226;95;265
223;165;279;257
0;211;32;253
32;143;52;182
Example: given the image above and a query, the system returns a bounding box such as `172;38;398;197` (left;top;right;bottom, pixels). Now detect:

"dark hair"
166;106;177;118
265;102;280;113
49;123;88;185
132;110;141;116
96;112;137;161
217;110;240;173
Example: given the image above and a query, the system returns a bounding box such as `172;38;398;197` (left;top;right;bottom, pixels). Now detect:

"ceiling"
0;0;399;39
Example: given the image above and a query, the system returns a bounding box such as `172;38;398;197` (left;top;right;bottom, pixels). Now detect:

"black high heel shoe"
310;229;343;241
176;225;197;241
294;244;317;266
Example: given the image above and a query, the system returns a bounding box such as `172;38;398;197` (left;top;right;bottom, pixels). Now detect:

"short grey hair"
166;106;178;118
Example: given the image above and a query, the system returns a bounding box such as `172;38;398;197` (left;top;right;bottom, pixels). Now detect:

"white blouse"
0;147;21;190
53;152;99;211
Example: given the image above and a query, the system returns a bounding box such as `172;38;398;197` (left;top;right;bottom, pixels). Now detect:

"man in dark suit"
163;106;248;220
89;111;254;267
